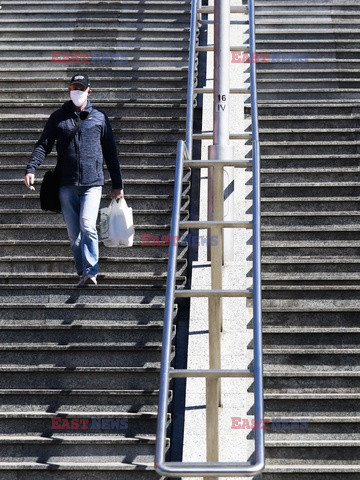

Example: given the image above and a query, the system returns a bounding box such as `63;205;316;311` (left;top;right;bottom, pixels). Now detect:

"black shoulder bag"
40;116;85;213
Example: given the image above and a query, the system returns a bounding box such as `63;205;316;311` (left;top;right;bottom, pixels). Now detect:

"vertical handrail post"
208;0;234;265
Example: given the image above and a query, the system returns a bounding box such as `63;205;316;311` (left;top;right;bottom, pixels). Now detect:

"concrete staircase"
0;0;190;477
255;1;360;478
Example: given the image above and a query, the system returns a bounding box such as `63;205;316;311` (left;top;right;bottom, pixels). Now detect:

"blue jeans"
59;185;102;277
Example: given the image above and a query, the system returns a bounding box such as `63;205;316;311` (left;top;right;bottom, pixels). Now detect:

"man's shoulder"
49;102;71;121
91;106;109;121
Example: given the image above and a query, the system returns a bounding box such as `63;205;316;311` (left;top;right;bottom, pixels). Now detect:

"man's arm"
101;112;124;195
24;112;57;189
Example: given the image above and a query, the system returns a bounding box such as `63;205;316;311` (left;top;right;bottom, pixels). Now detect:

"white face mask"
70;89;88;107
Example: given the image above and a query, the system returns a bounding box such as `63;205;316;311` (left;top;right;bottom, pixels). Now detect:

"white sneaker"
77;275;97;287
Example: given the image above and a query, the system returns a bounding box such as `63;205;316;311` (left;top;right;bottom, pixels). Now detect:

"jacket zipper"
74;116;80;186
78;127;81;184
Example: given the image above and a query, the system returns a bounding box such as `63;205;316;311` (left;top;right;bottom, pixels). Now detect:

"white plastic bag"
100;198;134;247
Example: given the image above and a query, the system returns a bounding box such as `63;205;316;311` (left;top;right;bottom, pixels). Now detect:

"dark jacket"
26;100;123;189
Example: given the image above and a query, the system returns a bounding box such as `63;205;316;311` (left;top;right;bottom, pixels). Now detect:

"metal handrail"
248;0;265;472
185;0;200;156
155;0;264;476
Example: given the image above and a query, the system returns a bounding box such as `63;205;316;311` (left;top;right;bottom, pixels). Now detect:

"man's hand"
24;173;35;191
111;188;124;200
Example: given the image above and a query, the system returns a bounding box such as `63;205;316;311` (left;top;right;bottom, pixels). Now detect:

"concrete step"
262;213;360;227
0;154;179;166
2;179;187;195
263;330;360;348
260;129;360;139
264;373;360;394
0;366;162;389
0;207;188;226
1;164;178;179
262;298;360;311
0;272;186;286
0;323;165;345
255;69;360;80
260;155;360;170
265;416;360;435
261;185;360;199
0;411;162;437
0;11;190;20
257;80;360;91
0;465;163;480
0;27;189;40
0;193;188;210
1;0;190;6
1;4;188;13
0;302;168;322
0;388;162;413
255;18;360;26
0;71;188;86
0;223;182;241
258;90;360;101
0;67;189;81
259;144;360;156
2;139;183;153
0;256;187;275
0;38;189;51
0;345;164;369
255;49;360;59
0;467;163;479
0;58;188;70
260;199;360;212
261;241;360;260
265;392;360;409
262;308;360;328
255;22;360;31
257;104;360;118
0;121;184;134
0;240;188;258
0;433;158;463
0;89;188;103
255;7;360;15
0;101;188;118
263;468;359;479
255;0;359;5
265;446;360;464
261;167;360;181
262;254;360;266
0;284;168;301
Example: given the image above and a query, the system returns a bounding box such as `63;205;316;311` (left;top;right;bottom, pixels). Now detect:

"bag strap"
59;116;85;158
55;115;87;173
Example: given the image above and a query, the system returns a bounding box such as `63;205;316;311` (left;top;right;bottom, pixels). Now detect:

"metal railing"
155;0;264;476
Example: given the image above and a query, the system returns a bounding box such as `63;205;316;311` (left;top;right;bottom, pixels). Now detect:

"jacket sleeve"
101;113;123;190
25;112;57;174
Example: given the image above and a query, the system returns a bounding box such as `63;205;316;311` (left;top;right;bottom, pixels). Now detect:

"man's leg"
59;185;83;276
79;186;102;277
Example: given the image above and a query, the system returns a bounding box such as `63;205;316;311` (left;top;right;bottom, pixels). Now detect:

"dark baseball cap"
70;73;90;88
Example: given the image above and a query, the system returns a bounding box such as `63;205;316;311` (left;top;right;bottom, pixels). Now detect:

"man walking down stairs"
0;0;190;477
255;1;360;478
24;72;125;287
